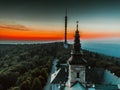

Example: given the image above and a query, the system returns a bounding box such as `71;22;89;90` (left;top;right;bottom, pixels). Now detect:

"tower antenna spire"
66;8;67;16
76;21;79;31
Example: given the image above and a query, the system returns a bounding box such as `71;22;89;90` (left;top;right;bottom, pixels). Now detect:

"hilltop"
0;42;120;90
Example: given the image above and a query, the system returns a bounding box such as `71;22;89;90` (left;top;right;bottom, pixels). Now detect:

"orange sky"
0;25;120;41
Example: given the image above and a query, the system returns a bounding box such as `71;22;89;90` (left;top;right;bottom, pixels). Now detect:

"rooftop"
64;82;85;90
51;67;68;84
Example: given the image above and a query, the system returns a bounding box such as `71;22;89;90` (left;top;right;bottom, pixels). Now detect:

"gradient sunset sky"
0;0;120;41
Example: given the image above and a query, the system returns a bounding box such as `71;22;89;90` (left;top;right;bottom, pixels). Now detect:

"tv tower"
64;9;67;45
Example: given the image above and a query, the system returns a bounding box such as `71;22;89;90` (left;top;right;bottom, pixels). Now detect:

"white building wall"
69;65;86;86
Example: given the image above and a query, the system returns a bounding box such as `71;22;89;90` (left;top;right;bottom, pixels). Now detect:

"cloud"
0;23;29;31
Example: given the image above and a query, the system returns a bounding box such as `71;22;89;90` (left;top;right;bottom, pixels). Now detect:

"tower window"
77;73;79;78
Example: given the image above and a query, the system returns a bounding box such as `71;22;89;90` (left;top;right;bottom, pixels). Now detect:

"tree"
0;72;19;90
40;68;48;81
0;84;3;90
8;87;20;90
32;77;42;90
38;75;46;87
20;80;31;90
31;68;41;78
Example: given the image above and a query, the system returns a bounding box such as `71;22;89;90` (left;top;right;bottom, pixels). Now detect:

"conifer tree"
38;75;46;87
32;77;42;90
20;80;31;90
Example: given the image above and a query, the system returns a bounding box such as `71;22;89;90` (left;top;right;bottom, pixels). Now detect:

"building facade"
67;21;87;87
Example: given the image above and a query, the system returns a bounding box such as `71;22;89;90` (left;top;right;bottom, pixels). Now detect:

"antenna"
76;21;79;30
65;8;67;16
65;9;67;45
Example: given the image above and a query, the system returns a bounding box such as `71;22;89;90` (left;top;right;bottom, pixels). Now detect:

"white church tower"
67;21;87;87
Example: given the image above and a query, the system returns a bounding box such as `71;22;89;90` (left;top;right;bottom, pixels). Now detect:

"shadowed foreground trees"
32;77;42;90
0;42;63;90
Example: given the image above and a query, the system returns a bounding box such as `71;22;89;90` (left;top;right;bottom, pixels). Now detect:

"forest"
0;42;120;90
0;42;60;90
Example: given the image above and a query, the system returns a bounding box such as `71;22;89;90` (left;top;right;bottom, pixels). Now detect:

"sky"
0;0;120;41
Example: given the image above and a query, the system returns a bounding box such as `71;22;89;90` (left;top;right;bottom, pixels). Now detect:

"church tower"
68;21;87;87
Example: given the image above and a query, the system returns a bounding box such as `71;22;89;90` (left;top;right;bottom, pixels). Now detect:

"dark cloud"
0;24;29;31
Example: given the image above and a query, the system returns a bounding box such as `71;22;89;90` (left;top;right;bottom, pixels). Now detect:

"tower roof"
68;21;87;65
68;54;87;65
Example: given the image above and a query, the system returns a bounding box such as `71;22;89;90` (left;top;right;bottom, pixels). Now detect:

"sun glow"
0;25;120;41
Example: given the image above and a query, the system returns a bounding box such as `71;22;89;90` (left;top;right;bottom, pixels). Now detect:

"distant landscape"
81;38;120;58
0;42;120;90
1;38;120;58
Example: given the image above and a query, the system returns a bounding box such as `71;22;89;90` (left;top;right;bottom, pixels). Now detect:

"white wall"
69;65;86;86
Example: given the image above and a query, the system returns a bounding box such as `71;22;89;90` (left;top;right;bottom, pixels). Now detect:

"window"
77;72;79;78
